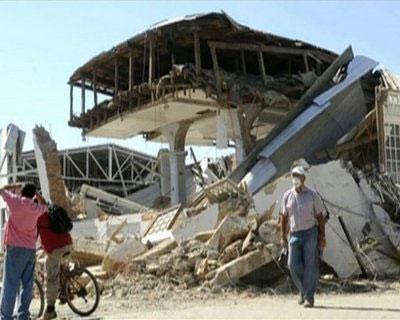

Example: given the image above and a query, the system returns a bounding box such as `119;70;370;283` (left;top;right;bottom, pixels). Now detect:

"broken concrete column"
207;216;251;252
208;244;279;288
158;148;170;197
170;151;187;206
132;239;177;264
160;121;191;206
258;220;281;246
33;125;73;216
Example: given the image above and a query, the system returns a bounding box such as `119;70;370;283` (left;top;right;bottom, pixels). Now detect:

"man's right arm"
280;193;289;249
0;183;22;207
280;213;288;249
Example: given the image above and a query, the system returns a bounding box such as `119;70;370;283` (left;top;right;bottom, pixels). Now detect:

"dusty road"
56;292;400;319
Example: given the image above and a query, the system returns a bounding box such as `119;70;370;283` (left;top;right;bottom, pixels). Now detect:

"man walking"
280;166;326;308
0;183;47;320
37;207;72;320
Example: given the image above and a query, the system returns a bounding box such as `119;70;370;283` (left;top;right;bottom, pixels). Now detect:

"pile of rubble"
67;157;400;298
72;206;282;292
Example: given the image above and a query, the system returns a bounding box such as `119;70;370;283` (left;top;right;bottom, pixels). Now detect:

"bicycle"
32;251;101;318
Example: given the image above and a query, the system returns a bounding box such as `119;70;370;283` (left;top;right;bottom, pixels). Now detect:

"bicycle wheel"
64;267;100;316
30;278;45;319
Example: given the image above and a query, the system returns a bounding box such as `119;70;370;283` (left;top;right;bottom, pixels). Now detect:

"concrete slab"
207;216;251;252
172;204;219;243
208;245;279;288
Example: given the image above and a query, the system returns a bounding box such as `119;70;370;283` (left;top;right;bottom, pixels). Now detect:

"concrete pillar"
169;151;187;205
230;105;262;165
158;148;170;196
160;121;191;206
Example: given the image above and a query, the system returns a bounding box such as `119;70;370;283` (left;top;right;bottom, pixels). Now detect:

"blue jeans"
0;246;36;320
288;226;319;301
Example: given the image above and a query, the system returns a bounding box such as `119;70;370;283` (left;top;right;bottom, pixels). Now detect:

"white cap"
291;166;306;176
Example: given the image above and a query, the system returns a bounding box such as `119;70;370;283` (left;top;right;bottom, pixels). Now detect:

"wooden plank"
194;31;201;75
336;135;377;153
72;82;113;97
258;51;267;86
208;41;332;61
210;46;222;97
93;69;98;106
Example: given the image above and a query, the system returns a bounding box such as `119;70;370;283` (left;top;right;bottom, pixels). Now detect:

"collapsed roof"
68;11;337;148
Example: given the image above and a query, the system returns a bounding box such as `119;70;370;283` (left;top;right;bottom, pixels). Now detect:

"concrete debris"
172;204;218;243
80;184;147;216
258;220;281;246
33;125;74;216
103;237;147;272
193;230;214;243
219;239;243;264
207;216;252;252
208;244;279;288
71;238;109;267
132;239;177;264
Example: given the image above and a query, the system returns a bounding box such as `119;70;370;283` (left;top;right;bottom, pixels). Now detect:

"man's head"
291;166;306;189
21;183;36;199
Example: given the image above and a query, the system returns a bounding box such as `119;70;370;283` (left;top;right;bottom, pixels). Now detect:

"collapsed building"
63;11;400;287
2;11;400;294
68;11;336;206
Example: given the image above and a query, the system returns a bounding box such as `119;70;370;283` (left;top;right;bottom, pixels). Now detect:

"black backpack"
48;205;73;234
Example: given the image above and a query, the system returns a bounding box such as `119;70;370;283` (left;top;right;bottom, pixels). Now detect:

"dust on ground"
54;278;400;319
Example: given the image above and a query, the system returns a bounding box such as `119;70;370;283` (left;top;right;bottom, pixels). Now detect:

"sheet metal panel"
243;56;378;194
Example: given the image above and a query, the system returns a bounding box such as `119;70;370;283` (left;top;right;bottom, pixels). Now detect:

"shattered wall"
251;160;400;278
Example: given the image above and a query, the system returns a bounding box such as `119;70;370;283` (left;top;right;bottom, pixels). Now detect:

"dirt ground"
55;291;400;319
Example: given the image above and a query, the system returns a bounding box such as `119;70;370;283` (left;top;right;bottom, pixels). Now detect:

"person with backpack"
0;182;47;320
37;205;73;320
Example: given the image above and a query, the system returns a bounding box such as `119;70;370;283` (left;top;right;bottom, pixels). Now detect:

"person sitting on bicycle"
37;208;72;320
0;182;47;320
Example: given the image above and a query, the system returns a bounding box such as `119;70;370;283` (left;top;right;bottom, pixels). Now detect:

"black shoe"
298;294;305;305
59;294;67;305
304;298;314;308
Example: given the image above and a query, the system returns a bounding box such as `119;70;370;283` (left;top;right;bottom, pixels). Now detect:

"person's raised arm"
34;192;46;205
0;183;22;194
